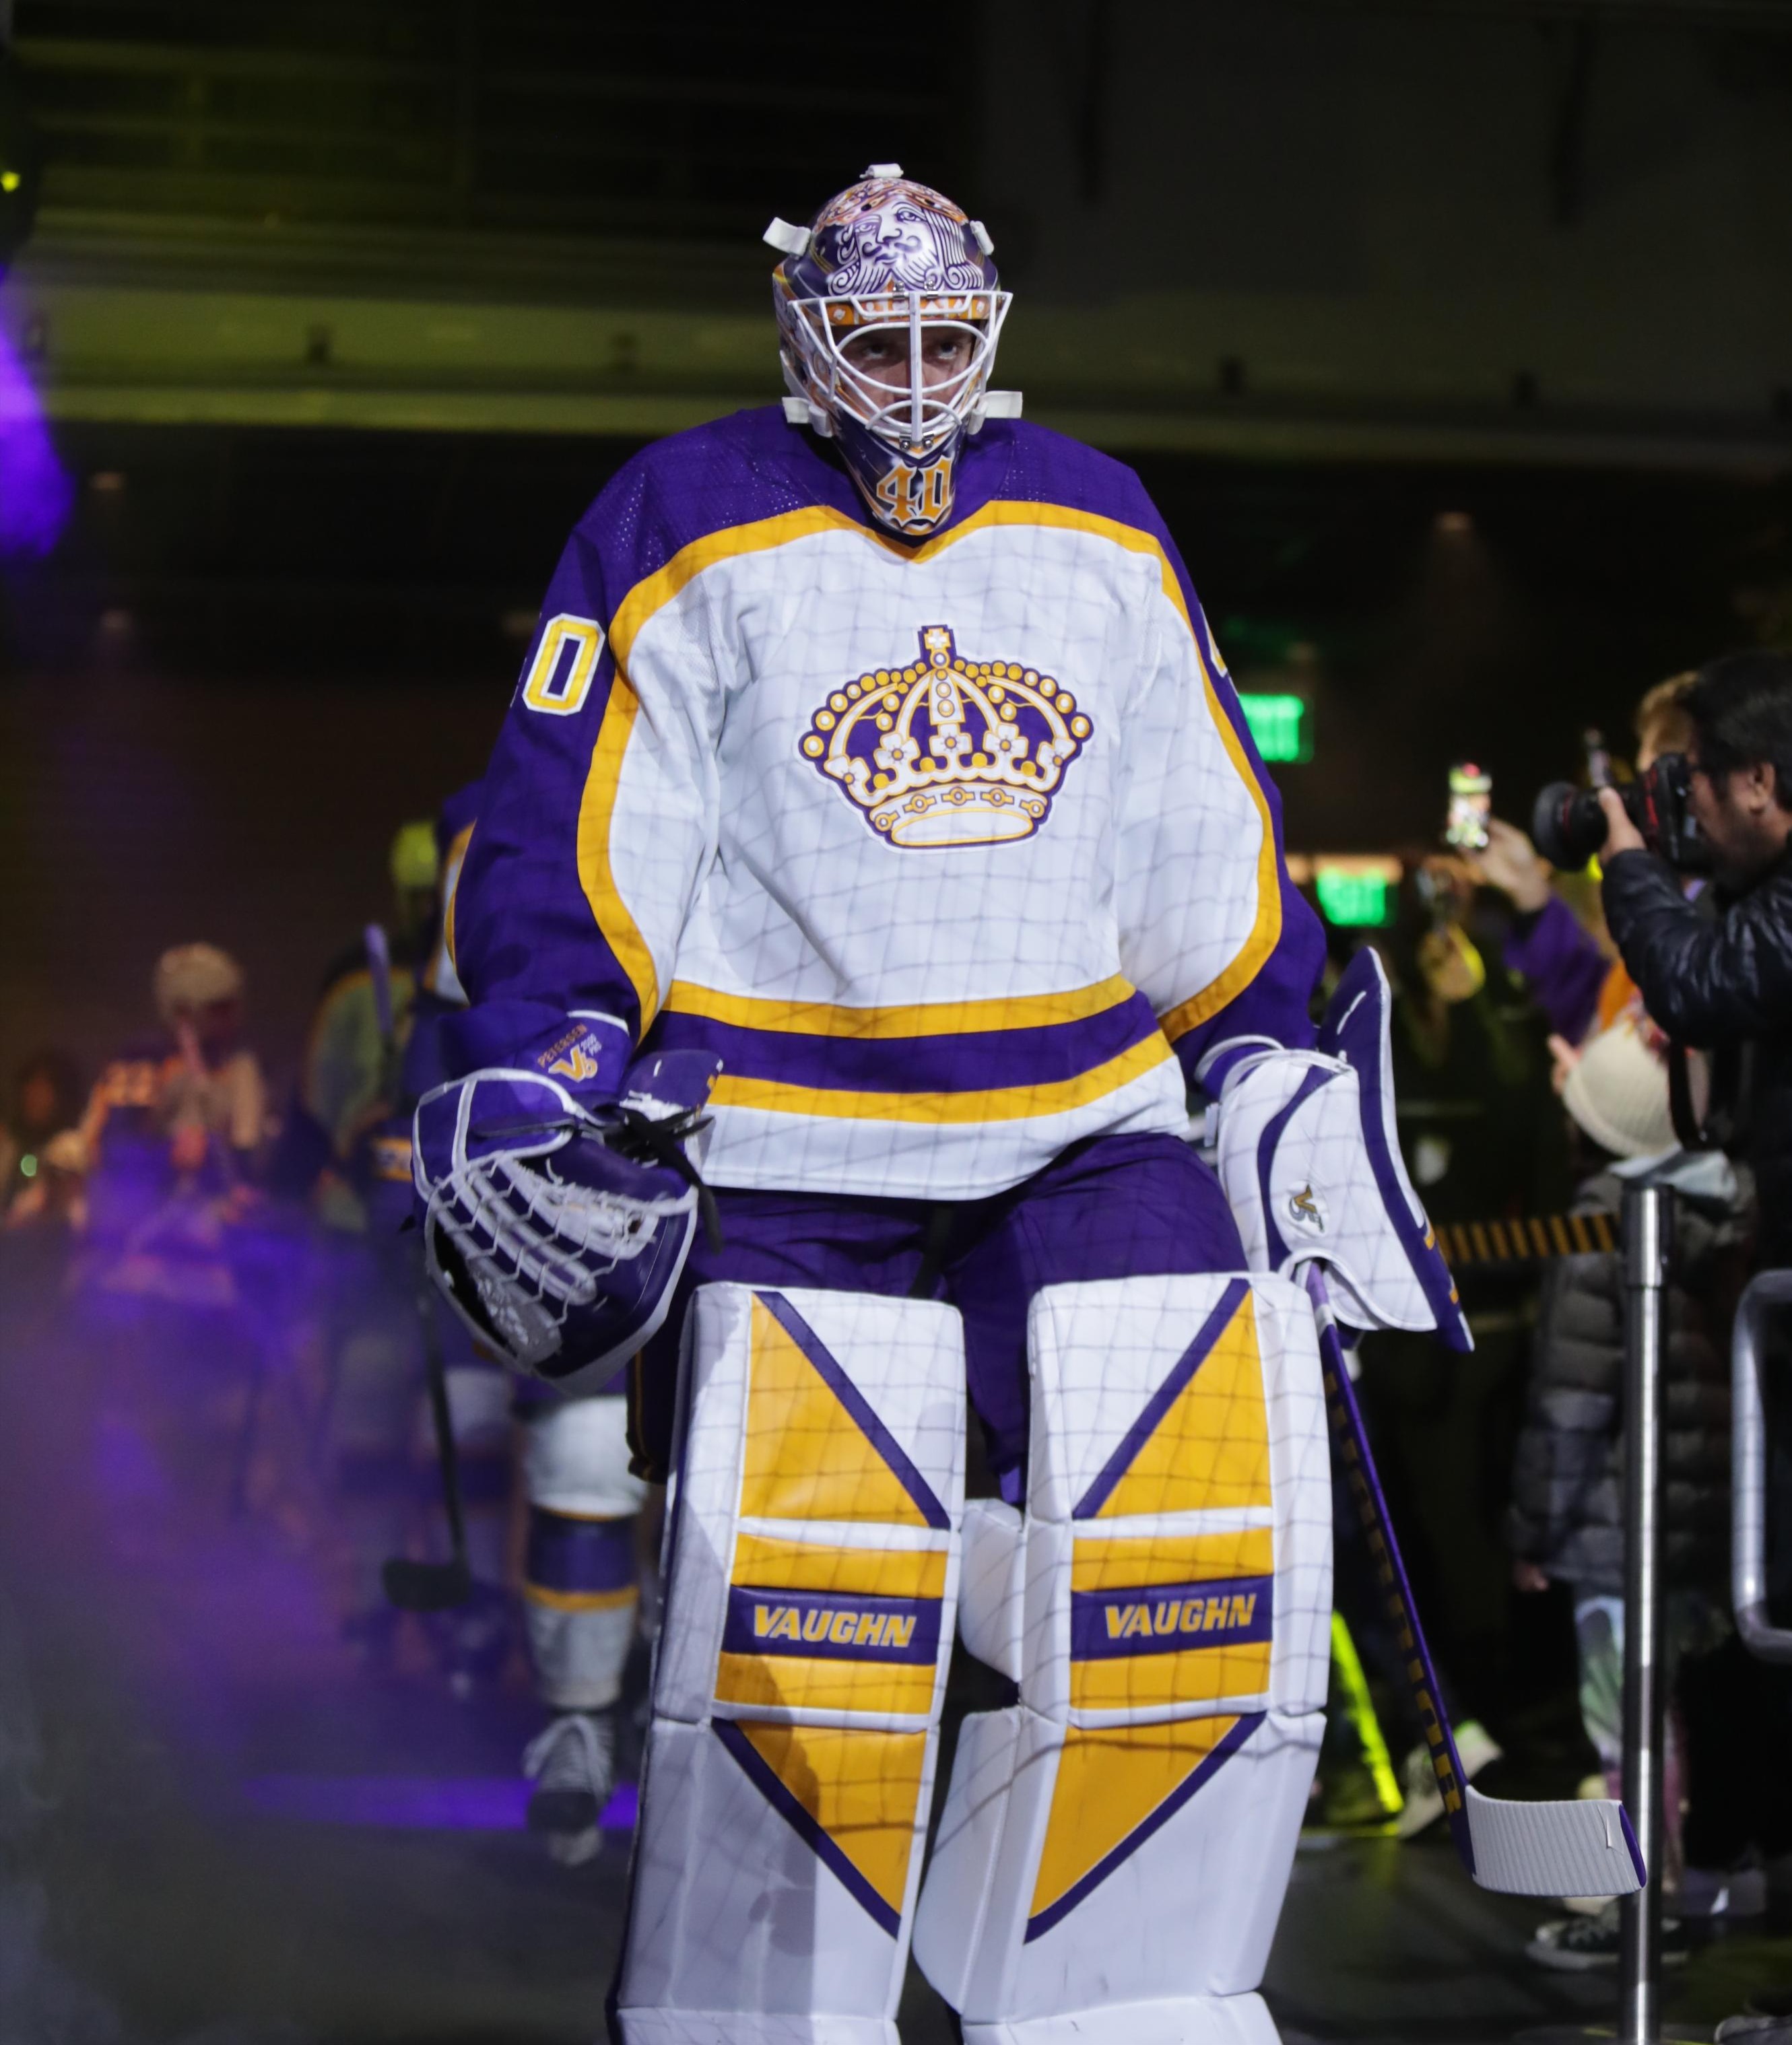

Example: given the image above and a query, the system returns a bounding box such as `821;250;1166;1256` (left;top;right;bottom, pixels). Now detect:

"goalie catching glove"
1203;947;1471;1351
413;1038;723;1382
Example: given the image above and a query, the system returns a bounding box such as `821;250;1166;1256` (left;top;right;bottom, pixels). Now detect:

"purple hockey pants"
630;1131;1245;1502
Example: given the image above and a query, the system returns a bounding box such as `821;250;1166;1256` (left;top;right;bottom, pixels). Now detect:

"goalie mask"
766;164;1015;539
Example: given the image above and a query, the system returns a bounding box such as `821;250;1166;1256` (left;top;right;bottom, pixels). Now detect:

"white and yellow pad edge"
913;1273;1330;2045
616;1283;966;2045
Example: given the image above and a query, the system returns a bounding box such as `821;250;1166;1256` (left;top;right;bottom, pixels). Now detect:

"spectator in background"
1509;1012;1750;1970
1475;672;1695;1054
1;1048;84;1218
1373;853;1564;1227
3;1128;90;1236
150;944;267;1182
1592;650;1792;2045
298;820;440;1191
81;944;268;1192
1601;652;1792;1265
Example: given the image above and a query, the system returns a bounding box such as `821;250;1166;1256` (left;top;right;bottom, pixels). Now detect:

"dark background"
2;0;1790;1083
1;10;1790;2042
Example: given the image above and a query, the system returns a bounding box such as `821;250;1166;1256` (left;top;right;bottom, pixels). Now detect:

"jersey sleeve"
447;511;721;1078
1113;519;1324;1092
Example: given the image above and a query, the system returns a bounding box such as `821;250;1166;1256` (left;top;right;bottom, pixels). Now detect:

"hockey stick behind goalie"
361;922;474;1613
1207;948;1645;1896
1304;1263;1644;1898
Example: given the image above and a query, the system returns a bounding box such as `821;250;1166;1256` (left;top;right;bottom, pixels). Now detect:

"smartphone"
1445;761;1492;851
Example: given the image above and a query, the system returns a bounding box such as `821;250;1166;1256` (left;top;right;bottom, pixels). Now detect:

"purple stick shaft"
1304;1264;1477;1876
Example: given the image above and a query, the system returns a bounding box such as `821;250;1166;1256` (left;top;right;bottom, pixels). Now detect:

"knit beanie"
1562;1013;1676;1161
152;943;244;1025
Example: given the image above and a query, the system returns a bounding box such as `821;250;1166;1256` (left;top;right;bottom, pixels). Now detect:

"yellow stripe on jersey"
441;819;473;976
574;671;661;1029
607;506;888;667
664;973;1139;1041
709;1032;1172;1127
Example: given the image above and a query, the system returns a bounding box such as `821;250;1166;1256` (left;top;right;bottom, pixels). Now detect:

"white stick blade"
1465;1787;1645;1897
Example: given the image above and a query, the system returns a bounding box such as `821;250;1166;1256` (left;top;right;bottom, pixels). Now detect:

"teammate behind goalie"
418;166;1463;2045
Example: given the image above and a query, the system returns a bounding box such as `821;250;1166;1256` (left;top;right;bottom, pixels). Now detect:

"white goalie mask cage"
767;165;1018;535
779;283;1014;461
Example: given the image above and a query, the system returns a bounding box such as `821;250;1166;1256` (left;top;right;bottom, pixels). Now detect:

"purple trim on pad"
1069;1576;1272;1661
757;1290;952;1531
525;1508;636;1595
723;1584;940;1663
1318;951;1467;1347
1073;1279;1251;1520
712;1718;901;1936
1023;1711;1263;1942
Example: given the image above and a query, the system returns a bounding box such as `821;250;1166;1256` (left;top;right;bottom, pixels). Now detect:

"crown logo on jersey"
801;624;1092;849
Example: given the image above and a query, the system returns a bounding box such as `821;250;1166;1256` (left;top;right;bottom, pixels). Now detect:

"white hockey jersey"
451;405;1322;1199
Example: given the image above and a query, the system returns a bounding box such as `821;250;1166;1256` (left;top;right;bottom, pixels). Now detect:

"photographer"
1597;651;1792;1268
1597;650;1792;2045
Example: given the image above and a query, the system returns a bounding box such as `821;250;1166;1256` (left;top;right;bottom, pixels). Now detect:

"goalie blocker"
613;1271;1329;2045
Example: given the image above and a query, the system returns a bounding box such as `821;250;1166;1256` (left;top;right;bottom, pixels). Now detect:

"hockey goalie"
414;166;1467;2045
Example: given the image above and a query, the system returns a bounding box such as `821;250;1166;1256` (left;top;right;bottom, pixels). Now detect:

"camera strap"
1666;1036;1748;1153
1666;1039;1710;1150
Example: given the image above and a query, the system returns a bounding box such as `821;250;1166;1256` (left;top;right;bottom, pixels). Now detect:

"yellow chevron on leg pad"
740;1295;950;1529
1026;1714;1261;1941
1077;1285;1271;1520
717;1718;931;1935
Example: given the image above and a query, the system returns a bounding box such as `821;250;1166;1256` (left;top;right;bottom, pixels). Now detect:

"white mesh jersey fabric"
602;515;1275;1198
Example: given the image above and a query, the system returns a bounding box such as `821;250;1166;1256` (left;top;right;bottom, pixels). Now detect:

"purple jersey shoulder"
566;409;1170;619
958;417;1162;537
570;406;861;610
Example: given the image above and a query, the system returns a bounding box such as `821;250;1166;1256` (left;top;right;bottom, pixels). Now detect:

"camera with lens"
1531;753;1708;874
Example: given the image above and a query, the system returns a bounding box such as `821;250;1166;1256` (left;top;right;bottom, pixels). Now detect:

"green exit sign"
1239;692;1310;764
1288;853;1401;929
1313;869;1393;928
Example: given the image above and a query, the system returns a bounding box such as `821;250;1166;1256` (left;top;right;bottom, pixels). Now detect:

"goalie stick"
1302;1263;1645;1898
362;921;474;1613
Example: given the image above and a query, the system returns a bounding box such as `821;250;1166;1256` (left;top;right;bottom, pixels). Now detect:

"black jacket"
1603;847;1792;1267
1506;1168;1744;1596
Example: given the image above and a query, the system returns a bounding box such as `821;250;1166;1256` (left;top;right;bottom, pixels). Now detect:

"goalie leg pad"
521;1392;646;1711
616;1283;966;2045
912;1272;1329;2045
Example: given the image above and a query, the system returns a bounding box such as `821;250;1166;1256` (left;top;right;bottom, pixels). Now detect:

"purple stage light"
0;321;72;558
242;1773;639;1834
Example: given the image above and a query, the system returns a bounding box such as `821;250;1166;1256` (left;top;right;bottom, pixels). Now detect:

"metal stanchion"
1518;1180;1691;2045
1618;1181;1671;2045
1732;1269;1792;1665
